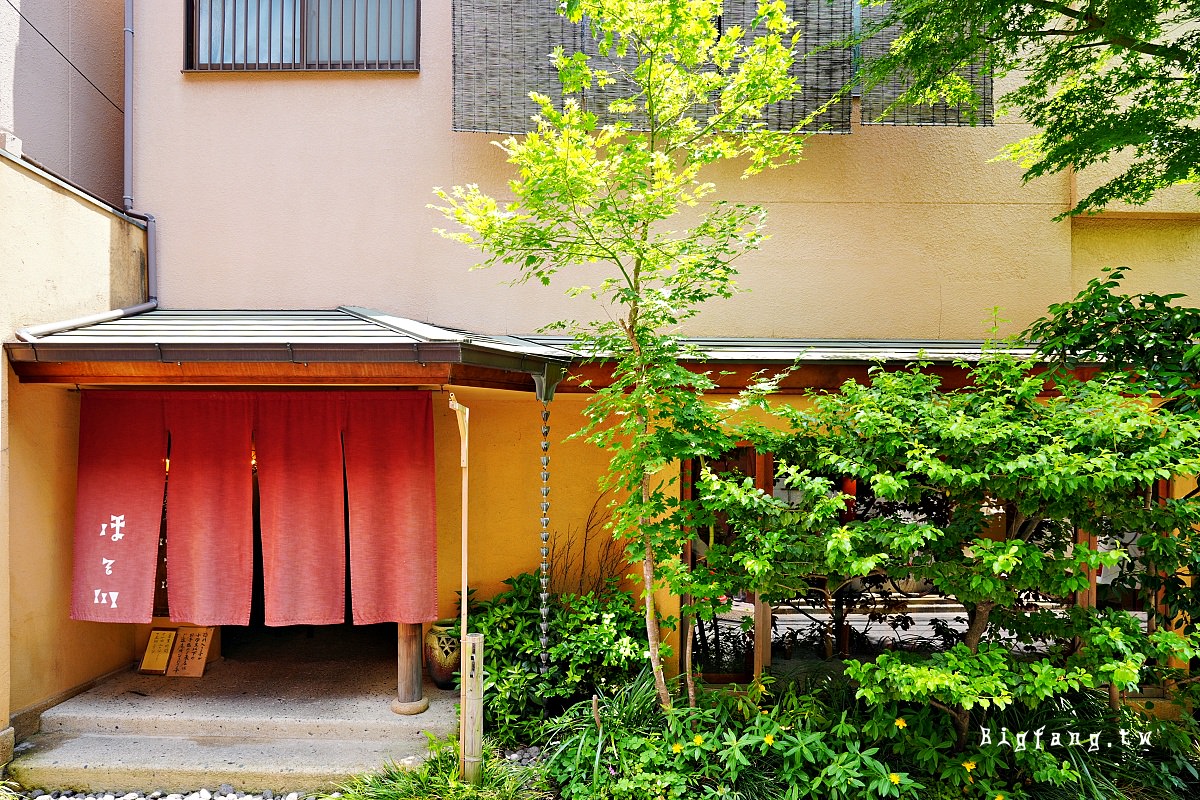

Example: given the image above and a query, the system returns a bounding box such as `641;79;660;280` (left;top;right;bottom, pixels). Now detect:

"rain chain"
538;402;551;673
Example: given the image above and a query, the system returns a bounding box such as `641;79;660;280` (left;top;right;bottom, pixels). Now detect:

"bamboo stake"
462;633;484;784
447;394;476;780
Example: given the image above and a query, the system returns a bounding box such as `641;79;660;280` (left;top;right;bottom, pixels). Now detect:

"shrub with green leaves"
460;572;646;745
331;735;550;800
544;669;925;800
543;670;1200;800
702;348;1200;749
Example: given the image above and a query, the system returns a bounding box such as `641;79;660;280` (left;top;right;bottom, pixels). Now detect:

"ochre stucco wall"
7;384;137;716
1071;217;1200;302
431;388;623;617
2;154;147;741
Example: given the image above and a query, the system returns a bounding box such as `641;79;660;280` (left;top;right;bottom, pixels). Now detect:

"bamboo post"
448;394;475;779
391;622;429;714
461;632;484;783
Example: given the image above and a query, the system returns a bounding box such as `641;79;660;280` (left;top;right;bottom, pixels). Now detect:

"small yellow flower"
671;742;683;754
963;760;976;772
895;717;907;729
693;734;705;746
995;795;1005;800
889;773;901;785
763;734;775;746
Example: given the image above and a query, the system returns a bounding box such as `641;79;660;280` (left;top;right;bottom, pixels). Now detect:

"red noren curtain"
71;391;167;623
74;391;438;626
343;392;438;624
165;392;256;626
254;392;348;625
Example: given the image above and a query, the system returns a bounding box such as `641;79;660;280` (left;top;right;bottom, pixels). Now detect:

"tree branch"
1018;1;1191;65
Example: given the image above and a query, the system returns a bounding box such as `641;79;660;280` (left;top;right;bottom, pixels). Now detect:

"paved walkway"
10;627;457;793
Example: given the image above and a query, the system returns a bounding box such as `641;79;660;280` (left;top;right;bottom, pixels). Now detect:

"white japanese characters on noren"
93;512;126;609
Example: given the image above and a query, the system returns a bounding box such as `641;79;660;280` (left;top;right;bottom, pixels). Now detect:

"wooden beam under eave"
7;360;540;393
559;361;982;394
557;361;1096;394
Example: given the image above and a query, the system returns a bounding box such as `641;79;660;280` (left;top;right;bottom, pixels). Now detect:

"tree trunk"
642;534;671;709
963;600;994;653
944;600;996;750
684;611;697;708
951;707;971;751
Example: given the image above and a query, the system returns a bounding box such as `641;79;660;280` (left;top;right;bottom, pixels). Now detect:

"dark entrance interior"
153;465;397;663
222;467;395;662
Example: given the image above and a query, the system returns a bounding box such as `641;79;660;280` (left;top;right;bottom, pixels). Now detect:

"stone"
262;791;273;799
218;787;234;796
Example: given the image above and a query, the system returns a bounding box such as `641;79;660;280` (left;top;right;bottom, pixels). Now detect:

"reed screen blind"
858;1;993;126
452;0;990;134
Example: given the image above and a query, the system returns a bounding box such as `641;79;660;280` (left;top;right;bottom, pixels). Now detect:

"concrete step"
36;691;431;742
35;660;454;741
9;732;427;794
8;658;458;794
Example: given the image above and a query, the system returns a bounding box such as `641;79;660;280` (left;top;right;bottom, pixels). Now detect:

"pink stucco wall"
126;1;1185;341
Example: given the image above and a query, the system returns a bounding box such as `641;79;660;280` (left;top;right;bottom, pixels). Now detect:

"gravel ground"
502;745;543;767
20;790;334;800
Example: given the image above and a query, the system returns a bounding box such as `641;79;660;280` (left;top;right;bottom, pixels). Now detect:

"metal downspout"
15;0;158;344
122;0;135;214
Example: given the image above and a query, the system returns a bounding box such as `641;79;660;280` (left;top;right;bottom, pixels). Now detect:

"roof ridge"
339;306;469;343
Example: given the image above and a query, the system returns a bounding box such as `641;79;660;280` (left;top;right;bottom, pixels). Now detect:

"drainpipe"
122;0;134;213
121;0;158;306
16;0;157;344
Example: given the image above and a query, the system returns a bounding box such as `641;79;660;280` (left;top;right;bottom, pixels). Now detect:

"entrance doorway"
220;467;396;664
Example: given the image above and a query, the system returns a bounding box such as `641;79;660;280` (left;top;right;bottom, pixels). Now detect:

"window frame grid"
186;0;420;73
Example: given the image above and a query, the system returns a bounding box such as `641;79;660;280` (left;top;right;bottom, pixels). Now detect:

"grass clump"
332;735;551;800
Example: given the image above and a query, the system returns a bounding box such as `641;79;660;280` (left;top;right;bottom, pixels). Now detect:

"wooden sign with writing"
165;626;215;677
138;628;177;674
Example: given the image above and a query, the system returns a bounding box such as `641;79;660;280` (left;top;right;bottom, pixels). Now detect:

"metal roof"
525;336;1038;364
6;308;574;373
5;307;1036;368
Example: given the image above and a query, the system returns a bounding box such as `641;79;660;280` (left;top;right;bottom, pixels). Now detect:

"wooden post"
461;633;484;783
753;593;772;677
391;622;429;715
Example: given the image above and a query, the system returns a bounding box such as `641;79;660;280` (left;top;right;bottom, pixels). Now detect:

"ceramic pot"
424;619;460;689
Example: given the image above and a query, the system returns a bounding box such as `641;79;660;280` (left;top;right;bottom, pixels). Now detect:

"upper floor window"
187;0;419;71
